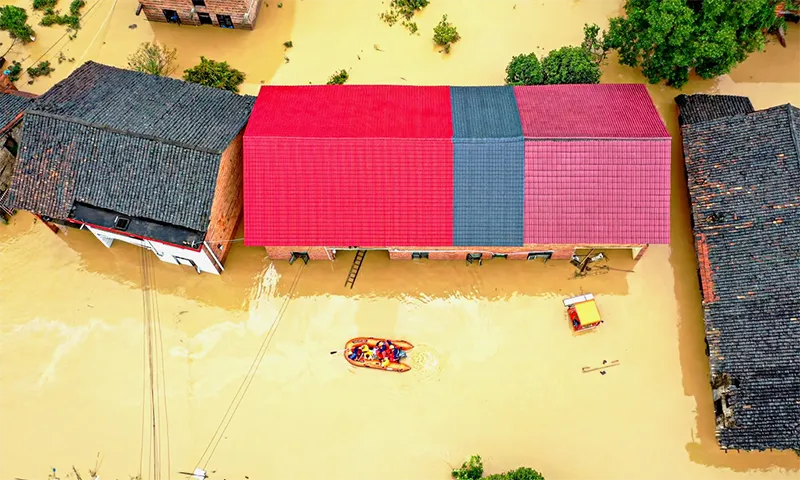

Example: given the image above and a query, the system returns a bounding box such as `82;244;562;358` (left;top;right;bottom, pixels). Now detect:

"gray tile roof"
451;86;525;245
450;86;523;138
8;61;255;232
675;94;754;127
0;90;33;131
679;100;800;451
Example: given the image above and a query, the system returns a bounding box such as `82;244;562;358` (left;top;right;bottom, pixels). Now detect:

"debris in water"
400;77;407;81
357;55;361;60
603;359;607;365
129;24;137;29
600;371;607;375
373;44;384;52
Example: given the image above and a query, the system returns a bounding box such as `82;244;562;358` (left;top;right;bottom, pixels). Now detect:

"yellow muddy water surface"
2;1;800;479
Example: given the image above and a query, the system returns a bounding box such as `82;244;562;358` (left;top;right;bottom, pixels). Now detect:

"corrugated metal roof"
450;86;522;138
245;85;453;139
523;139;671;245
514;84;670;138
453;139;525;246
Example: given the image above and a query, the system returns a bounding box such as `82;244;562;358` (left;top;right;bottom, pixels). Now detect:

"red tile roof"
524;140;671;245
244;85;454;139
244;85;454;246
514;84;670;139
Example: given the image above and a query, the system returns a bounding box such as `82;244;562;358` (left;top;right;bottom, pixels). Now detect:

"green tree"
127;41;177;77
604;0;784;88
504;53;543;86
183;57;246;93
326;69;349;85
541;46;602;84
0;6;36;43
433;14;461;53
453;455;545;480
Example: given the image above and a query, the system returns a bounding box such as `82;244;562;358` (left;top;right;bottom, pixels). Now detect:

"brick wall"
262;244;649;262
139;0;262;29
265;247;334;261
203;132;244;268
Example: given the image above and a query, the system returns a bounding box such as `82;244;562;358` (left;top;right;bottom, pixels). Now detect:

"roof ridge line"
27;110;224;155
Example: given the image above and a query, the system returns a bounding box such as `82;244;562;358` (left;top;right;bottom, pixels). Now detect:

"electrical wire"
191;262;306;474
25;0;108;69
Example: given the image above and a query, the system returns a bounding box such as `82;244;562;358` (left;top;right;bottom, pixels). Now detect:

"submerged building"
0;86;35;222
676;93;800;451
243;83;671;262
8;61;255;274
137;0;263;30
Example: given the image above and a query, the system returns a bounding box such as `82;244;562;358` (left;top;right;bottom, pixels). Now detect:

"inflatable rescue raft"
344;337;414;372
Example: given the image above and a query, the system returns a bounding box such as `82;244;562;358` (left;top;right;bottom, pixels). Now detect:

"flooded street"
2;1;800;479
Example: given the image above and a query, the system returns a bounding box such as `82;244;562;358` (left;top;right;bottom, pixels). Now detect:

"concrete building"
243;84;671;263
8;61;255;274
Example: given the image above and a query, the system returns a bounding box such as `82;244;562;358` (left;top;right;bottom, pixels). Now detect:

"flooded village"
1;1;799;480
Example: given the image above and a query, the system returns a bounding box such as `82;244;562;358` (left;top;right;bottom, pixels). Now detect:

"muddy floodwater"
2;1;800;479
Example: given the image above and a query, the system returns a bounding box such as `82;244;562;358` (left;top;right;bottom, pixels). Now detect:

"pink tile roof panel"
524;140;671;245
244;138;454;246
244;85;454;139
514;84;670;139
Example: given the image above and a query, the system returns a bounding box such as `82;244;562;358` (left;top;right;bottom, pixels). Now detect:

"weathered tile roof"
0;90;33;132
679;100;800;451
8;61;255;232
675;94;754;126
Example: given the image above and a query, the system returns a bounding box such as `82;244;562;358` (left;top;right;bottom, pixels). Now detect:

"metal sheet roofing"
453;139;525;246
245;85;454;139
244;85;455;246
450;86;522;138
523;140;671;245
680;101;800;451
514;84;670;139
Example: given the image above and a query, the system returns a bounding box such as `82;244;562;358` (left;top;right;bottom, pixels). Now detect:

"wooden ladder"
344;250;367;289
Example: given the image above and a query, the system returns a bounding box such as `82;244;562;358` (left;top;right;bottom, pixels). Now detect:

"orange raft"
344;337;414;372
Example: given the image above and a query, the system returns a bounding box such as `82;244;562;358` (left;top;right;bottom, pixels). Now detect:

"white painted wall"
85;225;221;275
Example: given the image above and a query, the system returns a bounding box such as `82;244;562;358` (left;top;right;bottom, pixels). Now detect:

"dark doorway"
217;14;234;28
197;12;212;25
163;9;180;24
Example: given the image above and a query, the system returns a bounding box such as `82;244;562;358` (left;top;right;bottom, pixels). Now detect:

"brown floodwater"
1;1;800;479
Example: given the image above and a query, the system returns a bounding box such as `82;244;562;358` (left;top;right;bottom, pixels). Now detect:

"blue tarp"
451;87;525;246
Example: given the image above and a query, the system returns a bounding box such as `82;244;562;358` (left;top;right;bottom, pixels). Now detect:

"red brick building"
243;84;671;263
137;0;263;30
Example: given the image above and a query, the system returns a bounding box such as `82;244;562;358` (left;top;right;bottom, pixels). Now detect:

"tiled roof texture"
450;86;525;246
680;102;800;451
450;86;523;138
244;138;454;246
524;140;671;245
8;61;255;231
244;85;455;246
31;61;255;152
0;90;33;130
675;94;755;126
10;115;222;231
244;85;454;138
514;84;670;138
453;140;525;246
